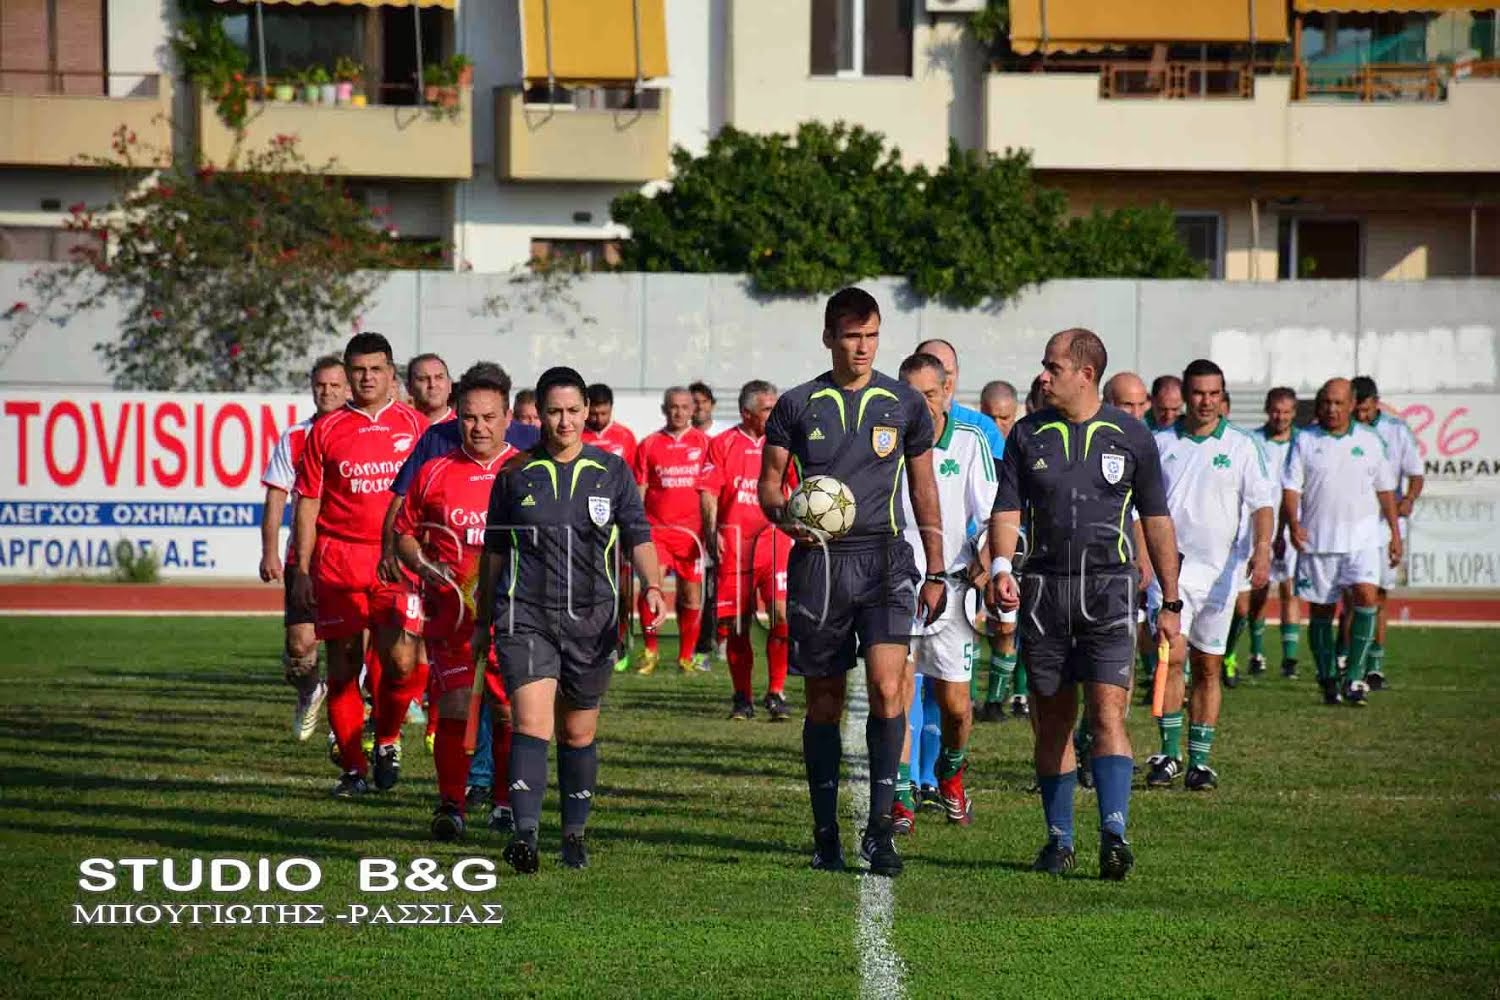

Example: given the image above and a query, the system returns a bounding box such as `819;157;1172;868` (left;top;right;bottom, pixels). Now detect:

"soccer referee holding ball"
478;366;666;874
986;328;1182;880
758;287;946;877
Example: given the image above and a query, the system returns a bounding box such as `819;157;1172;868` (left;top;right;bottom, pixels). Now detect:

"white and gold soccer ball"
787;475;857;537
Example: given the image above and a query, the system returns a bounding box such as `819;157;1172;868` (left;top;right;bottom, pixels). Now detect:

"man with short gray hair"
980;380;1019;439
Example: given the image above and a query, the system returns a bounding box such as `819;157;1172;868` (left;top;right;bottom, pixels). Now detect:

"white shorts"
1272;547;1298;587
1378;519;1407;590
1149;558;1240;656
1296;549;1382;606
912;620;978;683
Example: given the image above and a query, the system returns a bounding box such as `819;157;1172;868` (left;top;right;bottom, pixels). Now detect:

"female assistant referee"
476;366;666;873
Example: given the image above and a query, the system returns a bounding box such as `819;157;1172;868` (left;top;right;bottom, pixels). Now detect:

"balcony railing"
0;71;171;167
1099;60;1255;100
1296;62;1444;101
0;69;162;99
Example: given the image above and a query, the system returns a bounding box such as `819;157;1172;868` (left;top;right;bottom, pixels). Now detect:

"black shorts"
1018;573;1136;697
785;538;919;679
492;600;617;710
283;565;316;628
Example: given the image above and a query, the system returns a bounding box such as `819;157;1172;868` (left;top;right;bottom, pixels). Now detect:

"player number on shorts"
962;642;977;679
405;594;422;621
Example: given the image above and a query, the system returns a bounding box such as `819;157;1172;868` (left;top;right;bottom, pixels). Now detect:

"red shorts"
427;640;509;704
311;537;422;640
716;528;791;619
652;524;704;583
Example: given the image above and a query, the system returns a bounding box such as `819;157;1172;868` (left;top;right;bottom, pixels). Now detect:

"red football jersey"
699;425;796;551
296;400;426;544
633;426;710;528
395;443;515;636
582;420;637;467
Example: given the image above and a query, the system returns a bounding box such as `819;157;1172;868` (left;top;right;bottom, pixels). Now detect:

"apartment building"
3;1;1496;280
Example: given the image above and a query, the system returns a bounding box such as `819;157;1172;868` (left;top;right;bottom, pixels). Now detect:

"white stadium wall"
1;264;1497;585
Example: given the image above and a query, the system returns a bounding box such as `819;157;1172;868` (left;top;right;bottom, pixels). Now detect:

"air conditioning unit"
925;0;986;13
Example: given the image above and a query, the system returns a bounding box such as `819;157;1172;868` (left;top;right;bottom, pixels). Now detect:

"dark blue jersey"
765;369;934;544
392;420;541;497
993;403;1167;577
484;444;651;611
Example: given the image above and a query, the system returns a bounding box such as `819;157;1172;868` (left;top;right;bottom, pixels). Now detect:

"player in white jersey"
1351;377;1424;689
1145;361;1274;791
1282;378;1400;707
259;356;348;740
892;353;997;831
1235;388;1305;679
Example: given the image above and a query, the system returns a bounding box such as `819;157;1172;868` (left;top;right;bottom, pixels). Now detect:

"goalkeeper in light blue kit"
758;287;945;877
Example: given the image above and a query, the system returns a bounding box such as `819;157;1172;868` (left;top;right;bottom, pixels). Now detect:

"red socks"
768;620;789;694
361;642;383;701
327;672;367;773
727;632;754;699
638;592;659;653
678;606;702;661
375;661;426;746
434;717;469;809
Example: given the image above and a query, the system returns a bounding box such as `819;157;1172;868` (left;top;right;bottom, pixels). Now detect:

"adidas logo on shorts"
1032;457;1047;470
809;428;825;441
521;495;537;507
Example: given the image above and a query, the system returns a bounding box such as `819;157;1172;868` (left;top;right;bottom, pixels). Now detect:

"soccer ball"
788;475;857;537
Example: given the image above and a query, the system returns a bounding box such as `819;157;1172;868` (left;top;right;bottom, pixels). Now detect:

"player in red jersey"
583;383;640;670
291;332;429;798
394;368;518;840
699;380;794;721
259;355;348;741
632;387;711;674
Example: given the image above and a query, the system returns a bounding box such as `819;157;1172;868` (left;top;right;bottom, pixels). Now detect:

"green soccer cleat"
1223;654;1239;689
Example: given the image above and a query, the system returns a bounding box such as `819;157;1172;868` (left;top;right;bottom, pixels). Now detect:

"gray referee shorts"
493;600;618;710
1018;573;1136;698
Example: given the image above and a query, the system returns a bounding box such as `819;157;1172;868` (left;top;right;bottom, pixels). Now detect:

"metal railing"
0;69;161;98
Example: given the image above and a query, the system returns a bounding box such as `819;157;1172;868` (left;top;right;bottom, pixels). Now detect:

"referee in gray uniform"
987;328;1181;881
759;287;945;877
479;366;666;875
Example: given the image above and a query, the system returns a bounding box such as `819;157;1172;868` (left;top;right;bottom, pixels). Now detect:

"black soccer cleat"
430;800;466;841
488;804;515;834
1010;695;1030;718
1031;840;1076;876
763;691;791;722
372;741;402;791
1098;831;1134;881
1077;760;1095;790
980;700;1008;723
503;834;540;875
918;784;943;813
1344;680;1369;707
859;817;903;877
1281;657;1298;679
1145;754;1182;788
1249;653;1267;677
332;770;370;798
560;833;589;870
1184;764;1219;792
1321;678;1342;706
729;693;755;721
1365;670;1385;691
465;783;492;810
811;824;845;872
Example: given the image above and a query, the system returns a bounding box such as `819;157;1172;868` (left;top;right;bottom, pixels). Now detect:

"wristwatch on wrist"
1160;599;1184;614
923;572;947;585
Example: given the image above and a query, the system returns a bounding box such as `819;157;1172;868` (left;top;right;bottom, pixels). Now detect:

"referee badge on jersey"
1101;452;1125;485
872;425;898;458
588;495;612;527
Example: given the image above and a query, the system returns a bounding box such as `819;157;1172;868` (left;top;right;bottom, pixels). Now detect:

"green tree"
5;130;428;391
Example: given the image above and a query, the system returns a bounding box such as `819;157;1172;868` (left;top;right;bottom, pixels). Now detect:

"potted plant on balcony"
448;54;474;87
310;65;335;105
422;61;451;104
272;76;296;103
334;57;362;105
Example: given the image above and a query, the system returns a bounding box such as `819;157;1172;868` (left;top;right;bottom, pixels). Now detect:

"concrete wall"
4;264;1496;400
728;1;986;168
987;73;1500;174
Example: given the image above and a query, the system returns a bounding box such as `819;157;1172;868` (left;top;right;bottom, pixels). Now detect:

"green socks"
1158;711;1184;760
1250;619;1267;658
1225;612;1247;658
937;746;966;780
1309;617;1337;682
1348;606;1378;683
896;762;915;810
1368;642;1386;677
1013;659;1028;698
986;652;1017;704
1281;623;1300;661
1188;722;1216;768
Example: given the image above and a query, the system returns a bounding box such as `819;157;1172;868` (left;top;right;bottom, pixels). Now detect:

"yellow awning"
215;1;456;8
1010;0;1289;55
520;0;668;83
1294;1;1500;10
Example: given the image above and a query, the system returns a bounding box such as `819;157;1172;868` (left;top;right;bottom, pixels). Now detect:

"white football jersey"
1242;425;1299;555
1154;418;1276;570
1367;411;1423;503
901;415;997;578
1283;423;1397;553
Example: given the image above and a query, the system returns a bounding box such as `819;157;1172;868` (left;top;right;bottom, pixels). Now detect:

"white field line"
843;668;908;1000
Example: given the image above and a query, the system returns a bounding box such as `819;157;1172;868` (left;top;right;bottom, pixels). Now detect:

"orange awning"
1295;1;1500;10
1010;0;1289;55
520;0;668;83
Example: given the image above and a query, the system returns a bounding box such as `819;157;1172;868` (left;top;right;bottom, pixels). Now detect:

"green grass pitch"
1;617;1498;997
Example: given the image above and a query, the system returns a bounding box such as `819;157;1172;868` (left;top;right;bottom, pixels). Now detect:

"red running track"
0;583;1496;623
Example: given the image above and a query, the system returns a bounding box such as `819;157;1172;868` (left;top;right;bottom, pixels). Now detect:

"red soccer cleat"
938;763;974;826
891;799;916;835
